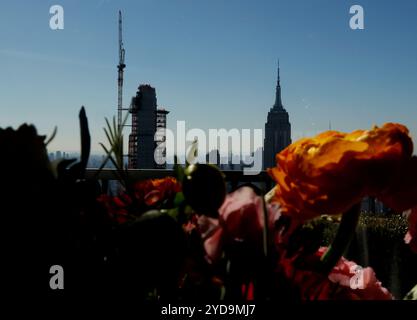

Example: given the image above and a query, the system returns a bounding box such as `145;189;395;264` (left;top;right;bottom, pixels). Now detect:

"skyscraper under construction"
128;84;169;169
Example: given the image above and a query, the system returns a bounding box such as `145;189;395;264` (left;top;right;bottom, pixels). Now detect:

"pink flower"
196;186;281;263
404;207;417;253
278;247;393;300
219;186;280;244
196;215;223;263
320;247;393;300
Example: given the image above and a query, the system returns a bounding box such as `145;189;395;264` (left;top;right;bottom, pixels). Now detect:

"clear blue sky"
0;0;416;154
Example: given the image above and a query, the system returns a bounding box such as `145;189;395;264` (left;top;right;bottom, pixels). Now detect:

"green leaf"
99;142;125;186
97;112;131;189
79;106;91;175
45;126;58;146
173;191;185;207
404;284;417;300
56;158;77;179
105;117;115;143
165;208;180;222
173;155;185;183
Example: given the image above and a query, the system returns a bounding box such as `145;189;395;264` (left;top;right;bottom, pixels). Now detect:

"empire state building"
263;62;292;169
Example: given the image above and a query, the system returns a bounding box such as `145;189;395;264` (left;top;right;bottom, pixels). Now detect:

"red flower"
241;282;255;300
97;193;131;224
98;177;181;223
133;176;181;206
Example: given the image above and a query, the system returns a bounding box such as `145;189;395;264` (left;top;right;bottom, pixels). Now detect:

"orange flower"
268;123;417;221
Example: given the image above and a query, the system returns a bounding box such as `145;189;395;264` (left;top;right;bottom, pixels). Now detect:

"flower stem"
319;203;361;274
261;192;270;258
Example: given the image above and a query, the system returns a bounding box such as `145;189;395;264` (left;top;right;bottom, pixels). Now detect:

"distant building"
206;149;220;165
155;108;169;169
263;62;291;170
128;85;169;169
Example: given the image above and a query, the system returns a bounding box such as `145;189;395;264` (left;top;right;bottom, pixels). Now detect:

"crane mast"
117;10;126;132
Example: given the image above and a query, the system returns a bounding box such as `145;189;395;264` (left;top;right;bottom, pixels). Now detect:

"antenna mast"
117;10;126;132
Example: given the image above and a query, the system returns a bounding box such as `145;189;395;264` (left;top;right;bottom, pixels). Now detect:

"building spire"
273;59;283;109
277;59;280;83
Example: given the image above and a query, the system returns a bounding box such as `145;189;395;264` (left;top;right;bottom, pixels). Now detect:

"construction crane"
117;10;126;132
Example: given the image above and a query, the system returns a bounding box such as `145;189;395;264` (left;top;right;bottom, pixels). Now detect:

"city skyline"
1;0;416;155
